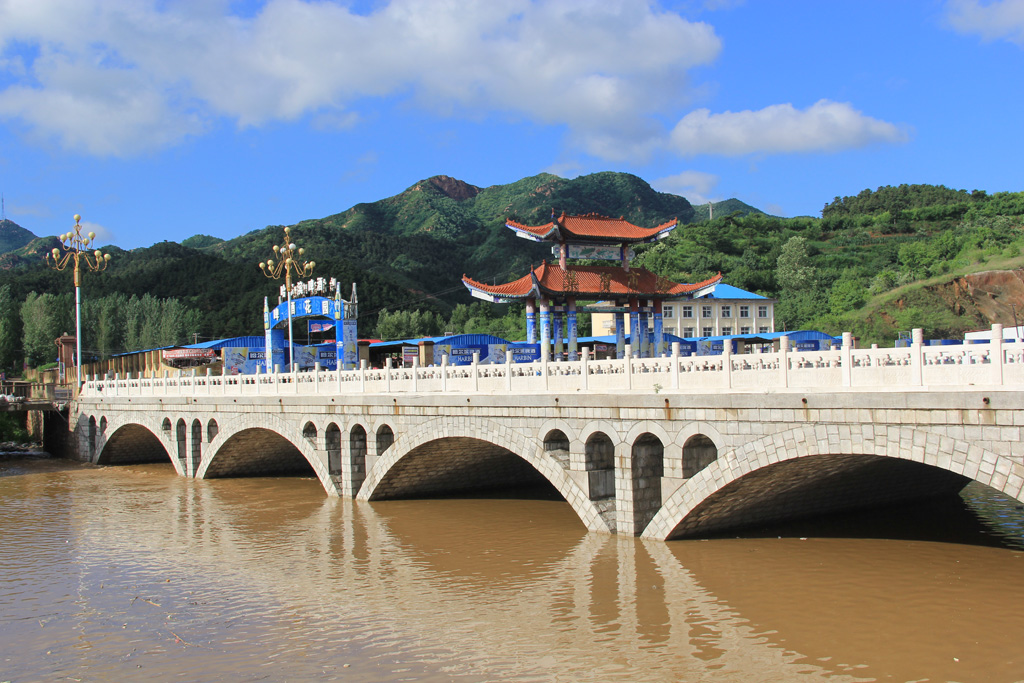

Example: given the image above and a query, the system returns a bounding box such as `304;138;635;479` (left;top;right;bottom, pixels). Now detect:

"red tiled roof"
506;211;677;243
462;262;721;300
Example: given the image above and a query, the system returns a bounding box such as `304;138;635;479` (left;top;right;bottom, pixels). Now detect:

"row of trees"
0;286;202;371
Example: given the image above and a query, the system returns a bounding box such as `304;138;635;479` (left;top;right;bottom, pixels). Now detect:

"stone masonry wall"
72;387;1024;538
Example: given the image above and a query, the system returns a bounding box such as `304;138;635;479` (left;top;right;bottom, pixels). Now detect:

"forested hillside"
1;173;1023;374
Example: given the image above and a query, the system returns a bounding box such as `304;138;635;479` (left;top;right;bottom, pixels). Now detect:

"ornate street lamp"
259;226;315;371
45;214;111;386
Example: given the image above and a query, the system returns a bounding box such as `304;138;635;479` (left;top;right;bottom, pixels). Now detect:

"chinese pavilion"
462;211;721;360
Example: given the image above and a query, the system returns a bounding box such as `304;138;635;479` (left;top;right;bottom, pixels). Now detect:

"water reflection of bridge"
79;468;1024;682
72;328;1024;539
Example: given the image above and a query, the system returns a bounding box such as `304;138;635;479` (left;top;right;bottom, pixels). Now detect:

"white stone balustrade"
81;326;1024;399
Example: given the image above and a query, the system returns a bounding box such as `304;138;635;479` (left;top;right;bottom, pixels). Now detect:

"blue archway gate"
262;279;358;371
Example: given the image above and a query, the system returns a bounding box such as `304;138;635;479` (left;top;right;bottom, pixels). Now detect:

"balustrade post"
722;340;733;388
911;328;924;386
779;336;789;388
472;352;480;392
624;344;633;391
992;323;1004;385
506;349;514;392
580;346;589;391
441;354;448;393
385;357;392;393
206;367;212;395
671;341;680;390
360;359;366;393
841;332;853;387
542;353;549;392
413;357;419;393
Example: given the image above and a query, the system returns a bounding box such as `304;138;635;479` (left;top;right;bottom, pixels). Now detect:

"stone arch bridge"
70;332;1024;540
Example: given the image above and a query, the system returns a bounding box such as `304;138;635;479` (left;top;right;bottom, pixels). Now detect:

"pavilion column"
629;298;641;358
653;300;665;356
615;311;626;359
540;298;551;361
567;298;578;361
638;305;650;358
526;298;537;344
553;306;564;360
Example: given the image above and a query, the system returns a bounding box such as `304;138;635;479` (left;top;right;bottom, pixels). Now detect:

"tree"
776;236;818;292
0;285;21;372
21;292;72;367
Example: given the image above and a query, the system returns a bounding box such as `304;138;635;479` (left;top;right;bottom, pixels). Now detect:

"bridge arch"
357;417;609;533
642;423;1024;540
85;411;180;471
194;413;339;495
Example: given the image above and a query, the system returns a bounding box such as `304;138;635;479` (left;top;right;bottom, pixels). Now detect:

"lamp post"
259;226;315;372
45;214;111;386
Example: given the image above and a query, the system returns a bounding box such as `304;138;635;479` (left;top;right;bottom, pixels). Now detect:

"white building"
591;283;775;338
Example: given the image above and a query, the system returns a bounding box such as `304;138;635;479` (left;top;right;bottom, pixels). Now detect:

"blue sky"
1;0;1022;250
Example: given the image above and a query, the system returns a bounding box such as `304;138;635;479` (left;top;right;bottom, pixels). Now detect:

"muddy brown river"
1;456;1023;682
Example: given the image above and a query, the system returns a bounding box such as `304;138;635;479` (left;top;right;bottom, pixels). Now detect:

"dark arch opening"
585;432;617;533
349;425;367;495
175;419;187;461
376;424;395;456
96;424;171;465
87;416;98;460
368;436;559;501
683;434;717;478
162;417;171;432
191;419;202;475
326;423;342;476
543;429;570;469
585;433;615;500
204;428;316;478
303;421;317;446
631;433;664;534
666;454;971;540
99;416;107;434
207;419;218;443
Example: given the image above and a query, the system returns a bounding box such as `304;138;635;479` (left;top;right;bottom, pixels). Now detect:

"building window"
702;326;714;336
759;326;769;334
721;326;732;335
758;305;769;318
701;305;713;318
740;305;750;318
663;305;674;319
602;319;613;329
741;326;751;334
682;327;695;338
721;305;732;318
681;305;693;319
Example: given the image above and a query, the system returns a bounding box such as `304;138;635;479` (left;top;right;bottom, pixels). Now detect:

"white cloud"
652;170;720;205
945;0;1024;46
79;219;116;246
0;0;721;158
669;100;910;157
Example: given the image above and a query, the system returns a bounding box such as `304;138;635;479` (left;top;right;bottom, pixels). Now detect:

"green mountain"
181;234;225;250
0;219;36;254
690;199;768;222
2;174;1023;365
